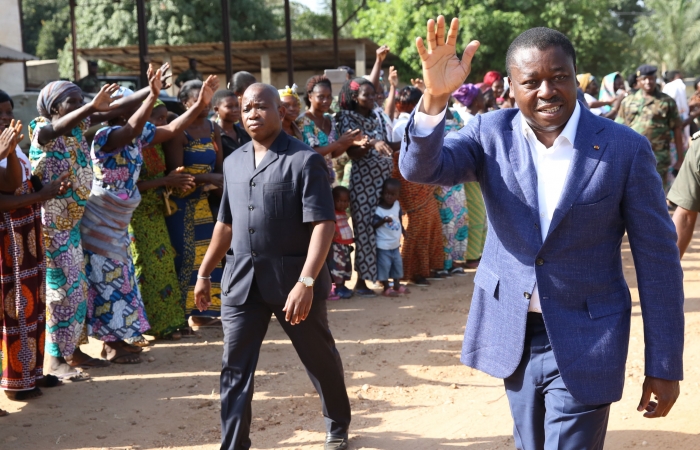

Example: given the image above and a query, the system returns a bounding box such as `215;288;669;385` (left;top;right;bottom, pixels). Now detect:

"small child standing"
373;178;409;297
329;186;354;299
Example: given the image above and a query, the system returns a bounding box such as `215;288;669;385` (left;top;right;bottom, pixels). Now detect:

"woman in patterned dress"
164;80;224;327
335;78;398;296
0;109;71;408
297;75;362;184
128;101;197;341
28;80;151;376
83;68;218;363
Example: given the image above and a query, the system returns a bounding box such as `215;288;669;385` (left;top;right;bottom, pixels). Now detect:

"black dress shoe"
324;433;349;450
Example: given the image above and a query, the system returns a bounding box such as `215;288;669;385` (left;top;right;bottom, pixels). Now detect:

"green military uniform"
175;68;203;86
76;74;100;93
668;131;700;211
615;87;682;180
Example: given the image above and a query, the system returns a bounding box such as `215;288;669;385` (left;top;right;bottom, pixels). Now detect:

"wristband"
197;275;211;280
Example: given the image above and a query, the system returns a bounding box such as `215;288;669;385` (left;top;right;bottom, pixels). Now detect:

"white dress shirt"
414;98;582;312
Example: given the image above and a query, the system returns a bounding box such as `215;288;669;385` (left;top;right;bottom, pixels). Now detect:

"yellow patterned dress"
164;122;222;317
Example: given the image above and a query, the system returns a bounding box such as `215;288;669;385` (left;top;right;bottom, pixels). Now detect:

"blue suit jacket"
400;104;684;405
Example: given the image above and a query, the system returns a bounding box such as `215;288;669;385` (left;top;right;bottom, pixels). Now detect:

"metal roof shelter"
77;38;394;83
0;44;38;64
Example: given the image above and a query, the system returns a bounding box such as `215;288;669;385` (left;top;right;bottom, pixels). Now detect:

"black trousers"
220;284;351;450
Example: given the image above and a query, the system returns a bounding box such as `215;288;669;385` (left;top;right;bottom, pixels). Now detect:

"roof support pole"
260;53;271;85
355;42;365;77
136;0;149;88
332;0;339;68
284;0;294;86
69;0;79;81
221;0;233;84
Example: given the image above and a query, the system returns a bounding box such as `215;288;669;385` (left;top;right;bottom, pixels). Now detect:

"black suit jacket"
218;131;335;305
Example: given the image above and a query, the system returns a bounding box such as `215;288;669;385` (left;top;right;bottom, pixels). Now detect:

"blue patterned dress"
165;122;222;318
84;123;155;341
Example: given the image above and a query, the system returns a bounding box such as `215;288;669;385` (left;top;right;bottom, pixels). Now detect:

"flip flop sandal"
354;288;377;298
5;388;42;401
0;409;8;417
71;357;111;369
179;327;199;338
54;371;91;382
124;335;151;347
109;354;141;364
36;374;62;388
188;317;223;330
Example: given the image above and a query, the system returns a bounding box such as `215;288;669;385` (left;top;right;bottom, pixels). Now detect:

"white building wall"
0;0;26;94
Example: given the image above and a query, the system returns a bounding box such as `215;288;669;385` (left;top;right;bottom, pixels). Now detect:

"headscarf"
483;71;502;88
576;73;593;93
153;99;165;109
278;84;300;104
37;80;82;118
452;84;480;108
598;72;619;114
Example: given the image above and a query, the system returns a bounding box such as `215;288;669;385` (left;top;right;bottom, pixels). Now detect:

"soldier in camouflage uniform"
616;64;684;186
175;58;203;88
668;131;700;256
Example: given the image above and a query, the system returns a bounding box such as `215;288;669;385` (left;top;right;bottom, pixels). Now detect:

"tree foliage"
22;0;70;60
352;0;644;81
58;0;281;78
633;0;700;73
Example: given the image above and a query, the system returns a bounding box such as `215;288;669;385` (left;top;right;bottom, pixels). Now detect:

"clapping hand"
197;75;220;107
159;62;172;89
411;78;426;92
147;64;163;97
416;16;480;113
90;83;122;112
164;167;196;191
0;119;24;160
388;66;399;88
42;172;71;201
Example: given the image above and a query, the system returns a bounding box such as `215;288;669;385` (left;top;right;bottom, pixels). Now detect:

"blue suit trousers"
504;313;611;450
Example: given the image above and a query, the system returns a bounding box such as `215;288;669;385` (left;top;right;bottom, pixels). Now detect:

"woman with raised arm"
0;111;71;409
82;68;218;362
163;80;224;328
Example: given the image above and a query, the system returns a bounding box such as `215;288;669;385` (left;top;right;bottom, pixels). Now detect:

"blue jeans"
376;247;403;281
504;313;610;450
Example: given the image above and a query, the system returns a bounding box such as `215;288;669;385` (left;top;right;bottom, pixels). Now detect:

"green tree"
22;0;70;59
58;0;281;78
633;0;700;73
352;0;643;81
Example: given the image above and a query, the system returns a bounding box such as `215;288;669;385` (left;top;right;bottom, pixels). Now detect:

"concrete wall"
26;60;60;90
0;0;25;94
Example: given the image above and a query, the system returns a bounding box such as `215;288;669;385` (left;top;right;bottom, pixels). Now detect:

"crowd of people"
0;33;697;443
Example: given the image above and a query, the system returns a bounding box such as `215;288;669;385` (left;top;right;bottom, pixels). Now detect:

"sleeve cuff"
413;96;448;136
302;210;336;224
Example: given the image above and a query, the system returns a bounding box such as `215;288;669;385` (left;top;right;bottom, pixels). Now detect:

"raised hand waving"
415;16;480;114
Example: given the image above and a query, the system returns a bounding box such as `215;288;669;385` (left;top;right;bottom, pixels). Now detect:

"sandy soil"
2;232;700;450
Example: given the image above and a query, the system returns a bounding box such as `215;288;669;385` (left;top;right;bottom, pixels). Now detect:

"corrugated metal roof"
0;45;38;63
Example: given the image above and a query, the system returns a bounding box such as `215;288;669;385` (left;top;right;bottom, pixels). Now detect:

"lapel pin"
593;145;600;150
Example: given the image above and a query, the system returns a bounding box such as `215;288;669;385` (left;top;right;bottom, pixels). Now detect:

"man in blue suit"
400;17;684;449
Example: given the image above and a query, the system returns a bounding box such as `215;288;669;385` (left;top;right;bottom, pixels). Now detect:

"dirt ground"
2;231;700;450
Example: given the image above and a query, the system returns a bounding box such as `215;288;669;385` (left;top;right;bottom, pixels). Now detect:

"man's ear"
278;104;287;121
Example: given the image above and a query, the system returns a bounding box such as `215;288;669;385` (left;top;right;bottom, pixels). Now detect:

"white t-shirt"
584;93;603;116
0;145;31;181
391;112;411;143
374;201;403;250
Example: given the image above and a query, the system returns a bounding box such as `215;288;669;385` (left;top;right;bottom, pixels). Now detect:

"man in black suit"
194;83;351;450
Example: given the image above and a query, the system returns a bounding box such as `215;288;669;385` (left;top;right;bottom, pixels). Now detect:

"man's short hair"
382;178;401;191
665;70;682;82
505;27;576;77
230;71;258;95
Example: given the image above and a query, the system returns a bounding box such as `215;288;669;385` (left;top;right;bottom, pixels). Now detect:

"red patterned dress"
0;148;46;392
